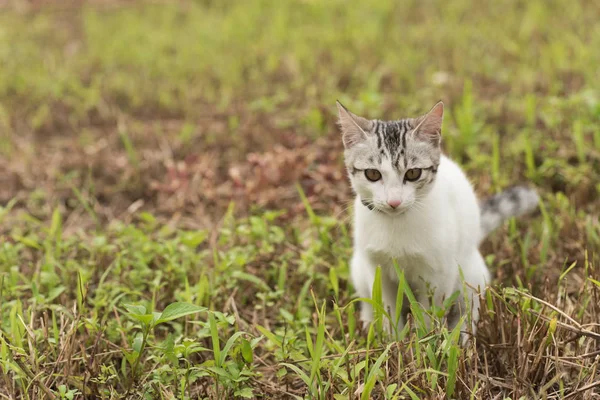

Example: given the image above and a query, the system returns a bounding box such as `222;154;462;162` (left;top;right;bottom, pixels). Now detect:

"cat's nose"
387;199;402;209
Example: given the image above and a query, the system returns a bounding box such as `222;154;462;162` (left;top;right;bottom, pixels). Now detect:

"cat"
337;100;539;343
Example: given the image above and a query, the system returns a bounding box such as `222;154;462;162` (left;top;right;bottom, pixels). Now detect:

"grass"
0;0;599;398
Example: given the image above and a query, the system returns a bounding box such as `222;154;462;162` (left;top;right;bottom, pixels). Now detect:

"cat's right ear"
336;101;372;149
411;101;444;146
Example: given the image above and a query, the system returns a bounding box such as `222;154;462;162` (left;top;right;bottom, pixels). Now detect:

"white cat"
337;100;539;342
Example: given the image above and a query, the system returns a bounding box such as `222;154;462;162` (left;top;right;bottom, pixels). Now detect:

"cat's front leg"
350;250;375;324
351;252;406;334
380;272;404;334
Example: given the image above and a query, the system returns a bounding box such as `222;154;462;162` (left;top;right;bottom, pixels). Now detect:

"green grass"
1;0;600;398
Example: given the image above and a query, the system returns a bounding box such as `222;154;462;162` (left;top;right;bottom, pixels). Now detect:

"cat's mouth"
361;200;408;215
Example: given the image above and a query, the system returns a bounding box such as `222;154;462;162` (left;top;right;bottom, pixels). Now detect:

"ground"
0;1;599;399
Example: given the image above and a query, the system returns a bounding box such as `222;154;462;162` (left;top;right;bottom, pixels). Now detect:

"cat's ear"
336;101;372;148
412;101;444;145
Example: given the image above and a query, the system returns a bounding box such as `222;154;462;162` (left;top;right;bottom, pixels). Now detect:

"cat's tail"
479;186;540;238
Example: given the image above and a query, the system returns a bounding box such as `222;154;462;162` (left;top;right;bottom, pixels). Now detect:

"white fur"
350;155;490;341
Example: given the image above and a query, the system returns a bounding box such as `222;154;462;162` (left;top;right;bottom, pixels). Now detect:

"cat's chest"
365;225;442;285
369;250;429;272
360;217;431;257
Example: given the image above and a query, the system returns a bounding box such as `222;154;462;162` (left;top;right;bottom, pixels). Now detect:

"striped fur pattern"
338;102;443;215
479;185;540;238
363;118;440;190
337;101;538;237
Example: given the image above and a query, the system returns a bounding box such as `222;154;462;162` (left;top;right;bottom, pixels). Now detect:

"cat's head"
337;101;444;215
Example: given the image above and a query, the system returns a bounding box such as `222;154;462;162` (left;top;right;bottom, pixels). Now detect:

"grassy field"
1;0;599;398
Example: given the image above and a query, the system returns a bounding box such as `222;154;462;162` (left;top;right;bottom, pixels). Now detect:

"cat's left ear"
336;101;372;149
412;101;444;145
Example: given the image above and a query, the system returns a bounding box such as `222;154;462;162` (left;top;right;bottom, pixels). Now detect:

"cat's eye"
364;169;382;182
405;168;422;181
